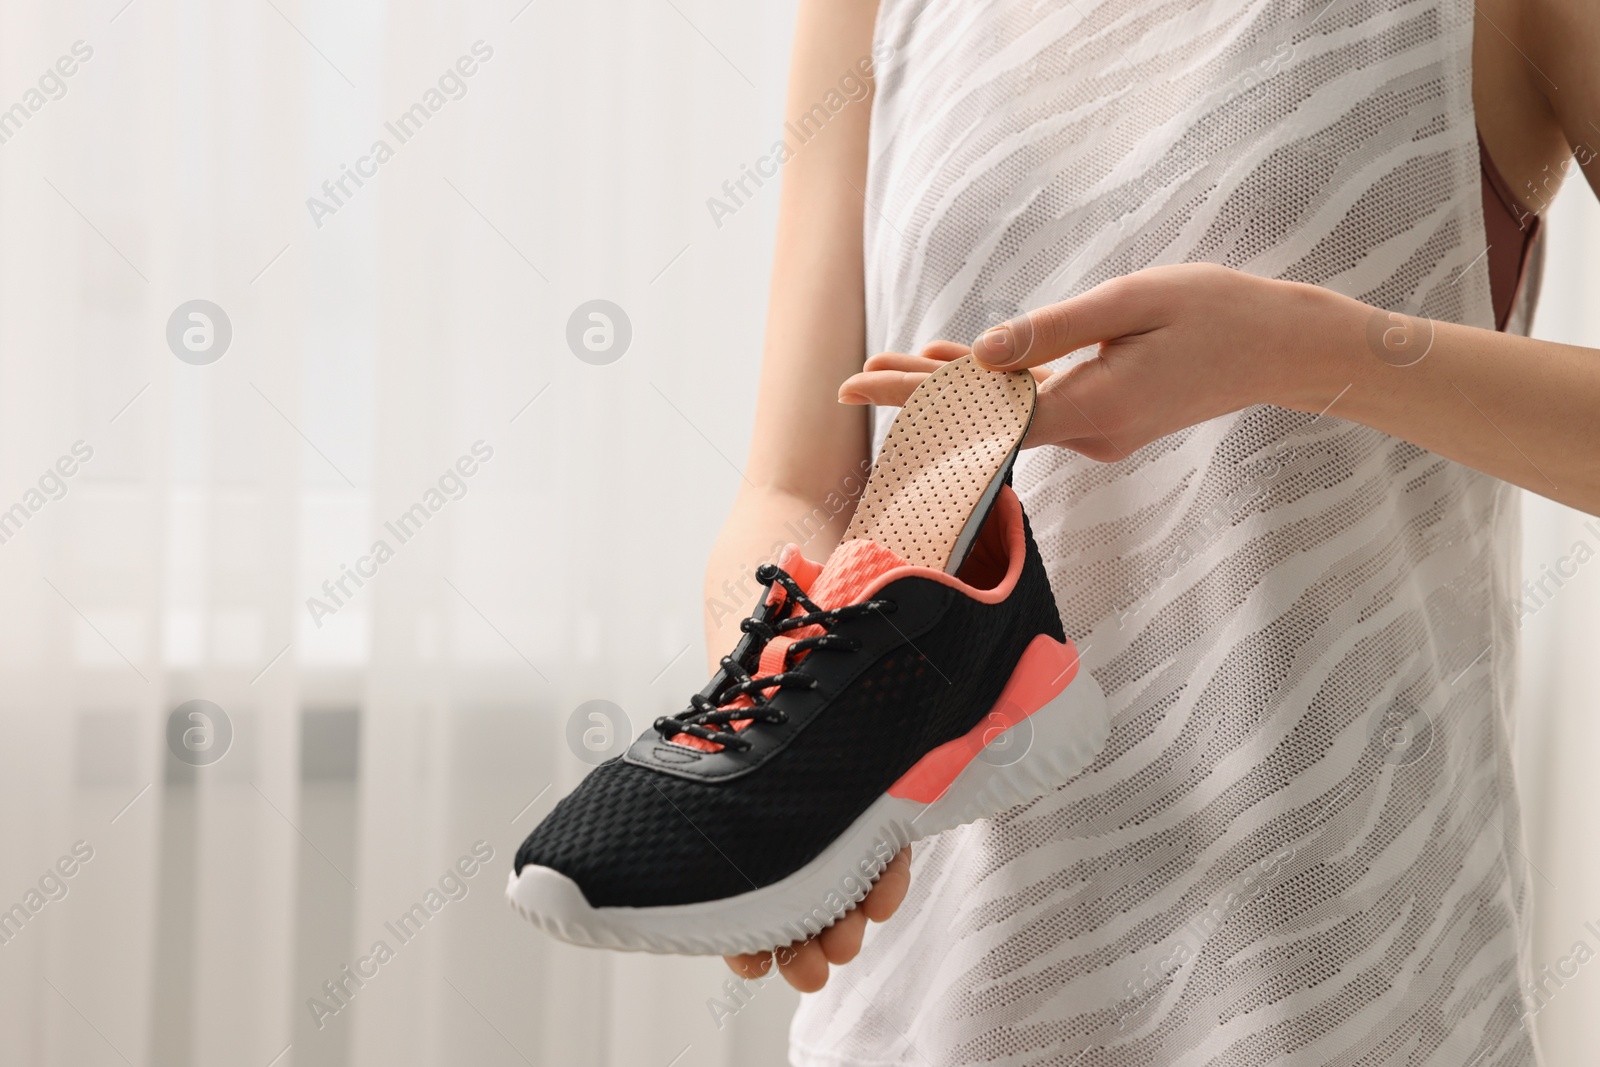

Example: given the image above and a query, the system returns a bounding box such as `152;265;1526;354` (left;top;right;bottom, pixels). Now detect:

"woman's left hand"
838;264;1358;460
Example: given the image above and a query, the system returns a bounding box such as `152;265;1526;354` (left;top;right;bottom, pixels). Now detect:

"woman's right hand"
722;847;912;992
706;0;910;998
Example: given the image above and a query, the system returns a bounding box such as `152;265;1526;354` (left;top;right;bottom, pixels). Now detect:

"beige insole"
842;355;1036;572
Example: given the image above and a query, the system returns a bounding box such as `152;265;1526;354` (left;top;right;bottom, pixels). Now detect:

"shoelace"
652;561;896;752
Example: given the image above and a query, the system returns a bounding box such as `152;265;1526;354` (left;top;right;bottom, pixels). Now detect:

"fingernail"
838;392;869;405
974;325;1017;366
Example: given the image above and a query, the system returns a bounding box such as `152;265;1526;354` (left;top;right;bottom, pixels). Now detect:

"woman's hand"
838;264;1355;460
723;847;912;993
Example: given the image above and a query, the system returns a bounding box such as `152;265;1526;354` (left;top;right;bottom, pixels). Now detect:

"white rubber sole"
506;672;1109;956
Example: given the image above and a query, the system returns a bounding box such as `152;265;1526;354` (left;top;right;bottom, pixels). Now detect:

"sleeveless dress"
790;0;1540;1063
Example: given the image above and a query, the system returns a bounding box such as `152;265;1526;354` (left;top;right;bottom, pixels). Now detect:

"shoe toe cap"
513;759;757;908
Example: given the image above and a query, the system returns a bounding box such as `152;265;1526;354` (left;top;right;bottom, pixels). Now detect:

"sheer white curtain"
0;1;1597;1065
0;0;800;1064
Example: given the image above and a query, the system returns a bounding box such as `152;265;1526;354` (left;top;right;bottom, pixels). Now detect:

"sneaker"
507;355;1109;955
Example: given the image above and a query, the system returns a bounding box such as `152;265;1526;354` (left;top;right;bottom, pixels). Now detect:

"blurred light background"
0;1;1595;1065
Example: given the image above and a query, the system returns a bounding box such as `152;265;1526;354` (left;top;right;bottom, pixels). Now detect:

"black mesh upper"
516;508;1064;907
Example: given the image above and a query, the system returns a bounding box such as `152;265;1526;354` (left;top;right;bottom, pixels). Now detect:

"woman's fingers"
862;351;946;373
721;847;914;993
859;341;968;375
843;347;1058;407
1022;357;1109;449
840;341;974;404
817;907;867;964
919;339;972;362
862;847;912;921
970;269;1180;371
838;369;930;406
845;266;1287;462
774;937;831;992
842;362;1059;411
723;950;775;980
841;335;1140;457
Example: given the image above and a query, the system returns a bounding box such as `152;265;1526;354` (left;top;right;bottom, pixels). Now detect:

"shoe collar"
775;482;1028;612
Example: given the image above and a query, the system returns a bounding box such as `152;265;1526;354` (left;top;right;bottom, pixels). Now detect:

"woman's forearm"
1294;286;1600;515
841;264;1600;519
702;0;880;665
743;0;878;502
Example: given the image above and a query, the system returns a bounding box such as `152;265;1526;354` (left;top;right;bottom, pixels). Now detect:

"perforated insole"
842;355;1036;572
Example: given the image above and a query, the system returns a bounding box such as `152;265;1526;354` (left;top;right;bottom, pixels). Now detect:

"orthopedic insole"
841;354;1036;573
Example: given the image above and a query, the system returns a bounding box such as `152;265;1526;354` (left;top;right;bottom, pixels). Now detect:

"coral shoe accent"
888;634;1082;803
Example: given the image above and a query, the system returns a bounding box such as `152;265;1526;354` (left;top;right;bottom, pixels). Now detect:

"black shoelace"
652;562;896;752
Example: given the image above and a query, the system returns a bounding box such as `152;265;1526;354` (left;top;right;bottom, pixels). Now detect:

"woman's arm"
841;265;1600;518
843;0;1600;512
709;0;909;994
841;0;1600;517
702;0;880;670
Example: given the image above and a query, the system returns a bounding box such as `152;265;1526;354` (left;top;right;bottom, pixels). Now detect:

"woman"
711;0;1600;1061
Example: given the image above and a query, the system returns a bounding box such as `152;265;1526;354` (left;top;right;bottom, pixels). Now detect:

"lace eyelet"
665;562;898;749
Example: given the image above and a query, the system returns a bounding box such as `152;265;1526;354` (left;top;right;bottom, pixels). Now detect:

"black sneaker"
507;356;1109;954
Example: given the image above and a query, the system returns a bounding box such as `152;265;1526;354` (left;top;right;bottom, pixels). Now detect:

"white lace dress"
790;0;1538;1063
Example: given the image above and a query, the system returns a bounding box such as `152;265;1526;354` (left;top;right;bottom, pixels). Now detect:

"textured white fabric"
791;0;1538;1063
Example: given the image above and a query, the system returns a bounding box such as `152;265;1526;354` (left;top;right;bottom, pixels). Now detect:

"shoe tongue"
751;537;909;682
801;537;912;611
663;538;913;753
